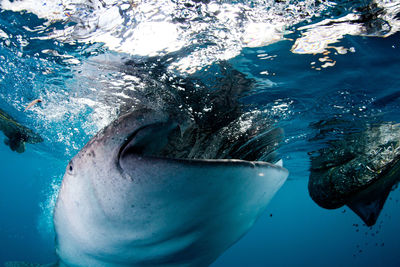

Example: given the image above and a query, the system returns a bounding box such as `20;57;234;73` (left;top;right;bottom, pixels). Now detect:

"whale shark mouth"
118;119;283;164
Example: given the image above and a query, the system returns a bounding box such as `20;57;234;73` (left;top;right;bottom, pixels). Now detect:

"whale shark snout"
54;108;288;267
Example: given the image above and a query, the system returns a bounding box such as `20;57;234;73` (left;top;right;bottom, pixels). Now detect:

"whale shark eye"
67;162;74;175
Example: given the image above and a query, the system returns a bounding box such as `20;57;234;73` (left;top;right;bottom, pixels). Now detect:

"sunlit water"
0;0;400;266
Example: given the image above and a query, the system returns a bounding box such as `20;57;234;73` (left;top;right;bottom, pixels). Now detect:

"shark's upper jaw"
118;121;179;162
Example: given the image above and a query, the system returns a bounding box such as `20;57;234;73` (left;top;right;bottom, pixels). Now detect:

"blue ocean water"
0;1;400;266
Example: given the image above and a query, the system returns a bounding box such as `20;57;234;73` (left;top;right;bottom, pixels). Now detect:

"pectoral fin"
347;187;391;226
347;161;400;226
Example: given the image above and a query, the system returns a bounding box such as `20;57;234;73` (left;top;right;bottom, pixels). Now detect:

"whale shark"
50;107;288;266
309;120;400;226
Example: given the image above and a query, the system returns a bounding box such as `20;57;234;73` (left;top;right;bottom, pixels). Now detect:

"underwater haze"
0;0;400;266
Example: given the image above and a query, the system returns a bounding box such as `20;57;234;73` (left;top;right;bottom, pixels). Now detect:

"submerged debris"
24;99;42;112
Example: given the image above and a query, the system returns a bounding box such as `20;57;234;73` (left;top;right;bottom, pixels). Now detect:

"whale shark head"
54;108;288;267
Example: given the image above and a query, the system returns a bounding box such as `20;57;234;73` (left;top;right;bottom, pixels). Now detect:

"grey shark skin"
53;108;288;267
309;121;400;226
